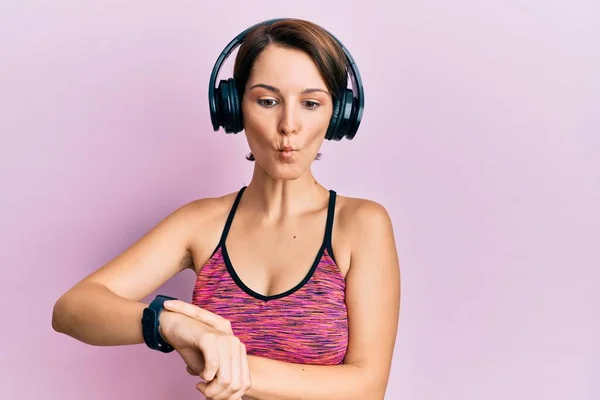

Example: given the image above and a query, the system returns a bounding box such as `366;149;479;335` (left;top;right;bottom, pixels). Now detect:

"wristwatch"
141;294;177;353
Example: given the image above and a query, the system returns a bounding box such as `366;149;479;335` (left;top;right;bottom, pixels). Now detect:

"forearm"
52;282;162;346
246;356;383;400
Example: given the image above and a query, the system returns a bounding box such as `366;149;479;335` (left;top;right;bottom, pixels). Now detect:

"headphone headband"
208;18;364;140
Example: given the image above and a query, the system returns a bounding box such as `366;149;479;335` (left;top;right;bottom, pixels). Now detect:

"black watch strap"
141;294;177;353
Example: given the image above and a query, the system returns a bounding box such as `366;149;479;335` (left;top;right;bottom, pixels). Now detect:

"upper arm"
75;200;207;301
342;200;401;391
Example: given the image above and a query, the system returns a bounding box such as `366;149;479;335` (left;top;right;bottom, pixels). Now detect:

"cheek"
242;103;272;144
307;109;332;142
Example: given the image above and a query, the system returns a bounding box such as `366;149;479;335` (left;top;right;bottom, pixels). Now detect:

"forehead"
248;44;327;90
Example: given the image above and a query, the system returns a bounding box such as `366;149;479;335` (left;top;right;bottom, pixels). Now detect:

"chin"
265;164;307;181
256;156;309;181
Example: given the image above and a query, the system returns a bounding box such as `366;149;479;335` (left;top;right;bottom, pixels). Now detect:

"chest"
225;215;331;298
191;252;349;365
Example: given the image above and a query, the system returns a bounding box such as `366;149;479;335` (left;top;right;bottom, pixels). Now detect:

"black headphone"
208;18;365;141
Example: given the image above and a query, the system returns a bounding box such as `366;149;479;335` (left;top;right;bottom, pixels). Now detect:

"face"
241;44;333;180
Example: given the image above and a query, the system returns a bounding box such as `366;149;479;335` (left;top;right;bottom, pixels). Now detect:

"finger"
198;335;220;382
240;342;251;392
196;381;208;396
164;300;232;333
229;343;250;400
205;340;233;400
214;339;241;400
231;340;242;392
197;384;221;400
204;338;233;399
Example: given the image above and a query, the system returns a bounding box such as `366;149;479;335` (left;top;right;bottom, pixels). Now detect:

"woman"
52;18;401;400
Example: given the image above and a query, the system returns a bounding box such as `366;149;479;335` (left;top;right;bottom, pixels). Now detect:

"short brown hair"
234;19;348;100
234;19;348;161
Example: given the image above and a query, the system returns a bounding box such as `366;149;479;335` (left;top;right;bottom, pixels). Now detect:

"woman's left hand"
163;300;251;400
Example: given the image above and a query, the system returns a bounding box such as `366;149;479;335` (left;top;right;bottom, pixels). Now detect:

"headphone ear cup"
337;89;355;140
228;78;243;133
216;78;243;134
325;95;343;141
326;89;355;141
216;79;233;133
345;89;361;140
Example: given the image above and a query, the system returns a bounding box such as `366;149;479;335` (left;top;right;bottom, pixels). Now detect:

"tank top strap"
218;186;247;246
323;189;337;259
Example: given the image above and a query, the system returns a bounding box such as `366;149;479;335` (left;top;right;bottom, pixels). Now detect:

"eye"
302;100;321;110
257;98;279;108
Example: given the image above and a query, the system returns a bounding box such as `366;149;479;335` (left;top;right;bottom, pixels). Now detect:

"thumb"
196;381;208;394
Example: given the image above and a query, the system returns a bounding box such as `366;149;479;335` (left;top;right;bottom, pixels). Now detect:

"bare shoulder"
177;191;238;224
175;190;240;259
335;194;394;241
328;194;396;277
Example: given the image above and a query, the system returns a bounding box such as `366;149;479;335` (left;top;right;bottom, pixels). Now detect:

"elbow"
52;291;76;334
51;295;67;333
52;282;93;334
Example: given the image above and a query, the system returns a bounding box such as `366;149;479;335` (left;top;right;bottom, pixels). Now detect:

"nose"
278;103;298;136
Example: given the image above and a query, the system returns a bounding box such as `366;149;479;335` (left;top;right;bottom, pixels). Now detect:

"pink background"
1;1;598;399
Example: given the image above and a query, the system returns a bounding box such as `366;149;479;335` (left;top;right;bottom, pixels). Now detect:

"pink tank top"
191;186;349;365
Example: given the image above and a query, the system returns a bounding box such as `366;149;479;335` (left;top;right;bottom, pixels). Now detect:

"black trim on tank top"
324;189;338;265
219;187;338;302
219;186;247;246
208;186;247;259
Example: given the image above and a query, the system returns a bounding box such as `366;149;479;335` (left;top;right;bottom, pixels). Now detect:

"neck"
242;164;330;219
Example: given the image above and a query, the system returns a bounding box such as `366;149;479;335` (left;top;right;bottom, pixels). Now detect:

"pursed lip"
278;145;296;161
278;145;296;152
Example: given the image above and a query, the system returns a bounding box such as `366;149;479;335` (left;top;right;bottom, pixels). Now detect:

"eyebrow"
248;83;329;95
